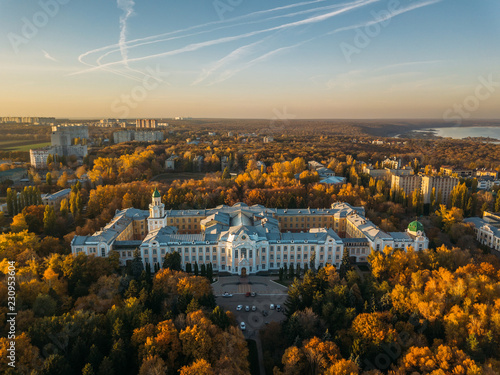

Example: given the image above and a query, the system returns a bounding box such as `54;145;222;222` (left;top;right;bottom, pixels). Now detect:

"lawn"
150;172;207;183
0;140;51;151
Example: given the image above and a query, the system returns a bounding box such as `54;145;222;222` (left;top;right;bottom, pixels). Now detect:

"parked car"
245;305;250;312
251;306;256;312
270;304;275;310
222;292;232;297
236;305;243;311
245;292;251;297
240;322;246;331
251;292;256;297
276;305;281;312
261;310;268;317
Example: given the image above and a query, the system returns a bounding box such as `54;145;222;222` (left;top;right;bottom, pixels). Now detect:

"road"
214;275;289;375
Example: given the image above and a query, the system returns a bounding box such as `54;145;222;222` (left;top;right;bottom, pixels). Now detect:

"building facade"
465;212;500;253
71;192;429;275
136;119;157;128
391;175;459;205
421;176;459;204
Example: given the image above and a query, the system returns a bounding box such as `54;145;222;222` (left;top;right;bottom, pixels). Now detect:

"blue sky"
0;0;499;119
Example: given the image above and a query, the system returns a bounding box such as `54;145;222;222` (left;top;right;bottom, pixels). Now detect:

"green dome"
152;187;161;198
408;220;424;233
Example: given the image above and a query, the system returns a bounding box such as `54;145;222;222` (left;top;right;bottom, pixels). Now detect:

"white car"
245;305;250;312
236;305;243;311
251;306;257;312
270;304;275;310
240;322;246;330
222;292;233;297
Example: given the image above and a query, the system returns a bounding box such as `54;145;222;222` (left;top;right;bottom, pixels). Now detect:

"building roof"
320;176;346;185
43;188;71;201
408;220;424;233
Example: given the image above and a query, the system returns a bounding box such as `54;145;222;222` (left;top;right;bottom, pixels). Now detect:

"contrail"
93;1;355;69
328;0;443;35
117;0;135;65
73;0;378;75
76;0;329;69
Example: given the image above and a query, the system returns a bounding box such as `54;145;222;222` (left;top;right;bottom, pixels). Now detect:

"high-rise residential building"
391;174;459;205
134;131;164;142
136;119;157;128
113;130;164;143
391;175;422;195
421;176;459;204
30;125;89;168
30;148;54;169
1;117;55;124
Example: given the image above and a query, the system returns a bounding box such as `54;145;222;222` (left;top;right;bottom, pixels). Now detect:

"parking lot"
213;275;289;337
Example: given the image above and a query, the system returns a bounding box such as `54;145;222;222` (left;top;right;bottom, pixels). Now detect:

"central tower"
148;187;166;232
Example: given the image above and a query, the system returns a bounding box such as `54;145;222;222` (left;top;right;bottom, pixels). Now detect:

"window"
213;255;217;261
320;254;324;260
206;255;210;261
221;256;225;262
284;254;288;260
199;255;203;261
185;255;189;261
235;250;238;258
153;249;157;255
144;249;148;255
262;256;266;261
249;250;253;258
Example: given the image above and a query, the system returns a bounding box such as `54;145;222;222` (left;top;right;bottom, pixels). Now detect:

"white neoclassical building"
71;189;429;275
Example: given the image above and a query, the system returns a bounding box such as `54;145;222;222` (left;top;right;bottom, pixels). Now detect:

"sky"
0;0;499;120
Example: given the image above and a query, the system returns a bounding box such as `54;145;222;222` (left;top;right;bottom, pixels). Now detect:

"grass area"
150;172;207;182
0;140;51;151
246;339;260;375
